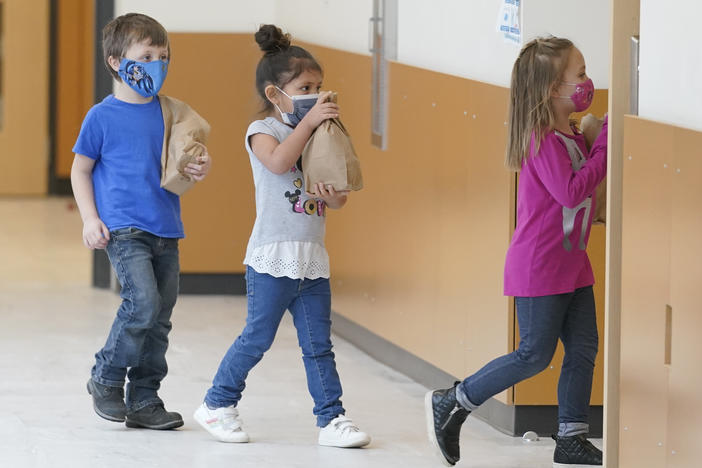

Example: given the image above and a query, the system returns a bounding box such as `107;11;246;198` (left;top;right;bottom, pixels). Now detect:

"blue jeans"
205;266;345;427
93;228;180;411
456;286;598;436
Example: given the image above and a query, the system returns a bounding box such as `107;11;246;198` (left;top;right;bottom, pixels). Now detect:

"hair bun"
255;24;291;55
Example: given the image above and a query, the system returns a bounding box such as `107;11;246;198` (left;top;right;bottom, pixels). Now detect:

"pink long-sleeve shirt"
503;119;608;297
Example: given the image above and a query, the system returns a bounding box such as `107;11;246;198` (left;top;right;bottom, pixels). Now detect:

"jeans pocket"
110;227;146;240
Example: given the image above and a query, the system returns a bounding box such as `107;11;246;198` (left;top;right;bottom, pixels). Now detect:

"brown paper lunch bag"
159;95;211;196
301;94;363;193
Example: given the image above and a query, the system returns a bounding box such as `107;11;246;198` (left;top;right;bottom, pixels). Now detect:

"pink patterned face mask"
559;78;594;112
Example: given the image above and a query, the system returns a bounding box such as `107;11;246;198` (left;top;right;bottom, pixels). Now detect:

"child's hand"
83;216;110;250
308;182;348;209
185;147;212;181
580;114;604;150
299;91;339;131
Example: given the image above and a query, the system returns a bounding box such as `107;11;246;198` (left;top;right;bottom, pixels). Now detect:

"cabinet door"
666;127;702;468
619;116;673;467
0;0;49;195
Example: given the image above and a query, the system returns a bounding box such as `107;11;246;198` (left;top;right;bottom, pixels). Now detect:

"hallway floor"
0;198;600;468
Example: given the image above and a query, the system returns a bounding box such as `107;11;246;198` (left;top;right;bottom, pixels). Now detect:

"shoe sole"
424;390;455;467
86;381;125;423
124;418;184;430
318;436;371;448
193;408;249;443
554;464;602;468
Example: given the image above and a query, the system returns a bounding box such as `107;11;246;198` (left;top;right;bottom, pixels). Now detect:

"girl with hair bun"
194;24;370;449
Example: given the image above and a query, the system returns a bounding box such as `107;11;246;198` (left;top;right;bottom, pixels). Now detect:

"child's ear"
264;85;280;105
107;56;121;73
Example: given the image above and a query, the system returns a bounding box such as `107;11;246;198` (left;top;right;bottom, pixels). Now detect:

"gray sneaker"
86;378;126;422
125;404;184;430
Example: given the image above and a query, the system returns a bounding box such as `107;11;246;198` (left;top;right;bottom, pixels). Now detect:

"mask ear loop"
276;86;292;99
554;79;573;100
266;85;292;124
273;102;292;125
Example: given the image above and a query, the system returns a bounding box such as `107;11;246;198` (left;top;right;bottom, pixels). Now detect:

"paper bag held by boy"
160;96;211;196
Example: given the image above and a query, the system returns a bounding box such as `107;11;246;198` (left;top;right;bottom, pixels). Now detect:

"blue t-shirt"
73;95;184;238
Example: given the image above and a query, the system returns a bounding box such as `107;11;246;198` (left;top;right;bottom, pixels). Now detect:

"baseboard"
179;273;246;295
92;249;112;289
91;253;246;295
331;311;603;437
49;177;72;196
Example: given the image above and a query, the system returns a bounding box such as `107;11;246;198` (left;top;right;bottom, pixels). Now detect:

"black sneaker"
86;378;126;422
425;382;470;466
125;404;184;430
552;434;603;467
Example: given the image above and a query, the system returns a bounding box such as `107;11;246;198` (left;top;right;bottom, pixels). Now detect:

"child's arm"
251;91;339;174
310;183;348;210
531;126;608;209
71;154;110;249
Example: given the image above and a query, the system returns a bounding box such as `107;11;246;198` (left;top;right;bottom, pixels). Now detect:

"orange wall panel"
0;0;49;195
163;34;261;273
54;0;93;179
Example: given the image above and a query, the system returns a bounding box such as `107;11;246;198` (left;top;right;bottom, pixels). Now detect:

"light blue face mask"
274;87;319;127
118;58;169;98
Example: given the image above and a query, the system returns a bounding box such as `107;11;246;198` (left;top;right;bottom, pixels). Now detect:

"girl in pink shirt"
426;37;607;468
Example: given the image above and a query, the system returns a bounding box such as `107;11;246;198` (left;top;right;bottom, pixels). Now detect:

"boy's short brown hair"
102;13;169;80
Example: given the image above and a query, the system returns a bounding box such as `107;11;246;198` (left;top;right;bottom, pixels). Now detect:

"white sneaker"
193;402;249;443
318;415;371;448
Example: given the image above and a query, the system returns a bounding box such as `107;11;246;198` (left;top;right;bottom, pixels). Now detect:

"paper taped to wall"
496;0;521;46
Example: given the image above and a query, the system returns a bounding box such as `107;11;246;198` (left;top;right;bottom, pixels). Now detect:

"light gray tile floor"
0;198;600;467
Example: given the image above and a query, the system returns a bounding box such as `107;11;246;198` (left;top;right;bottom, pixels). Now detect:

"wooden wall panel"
163;34;260;273
619;116;673;467
606;3;639;464
0;0;49;195
54;0;93;179
666;126;702;468
303;42;515;388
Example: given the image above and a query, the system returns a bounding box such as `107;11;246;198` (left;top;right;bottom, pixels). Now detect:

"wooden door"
0;0;50;195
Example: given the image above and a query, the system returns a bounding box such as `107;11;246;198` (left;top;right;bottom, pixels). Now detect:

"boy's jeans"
92;228;179;411
205;266;345;427
456;286;598;436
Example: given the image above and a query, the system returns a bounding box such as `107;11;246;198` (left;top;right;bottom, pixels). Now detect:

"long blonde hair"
505;37;574;171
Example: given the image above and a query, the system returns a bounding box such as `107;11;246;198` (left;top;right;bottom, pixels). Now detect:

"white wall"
114;0;276;32
114;0;611;89
397;0;519;87
398;0;610;88
522;0;610;89
639;0;702;131
274;0;373;56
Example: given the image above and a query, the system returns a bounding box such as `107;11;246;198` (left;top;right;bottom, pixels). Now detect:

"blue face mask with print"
275;87;319;127
118;58;169;98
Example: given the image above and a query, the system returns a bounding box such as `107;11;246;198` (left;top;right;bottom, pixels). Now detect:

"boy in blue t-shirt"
71;13;211;430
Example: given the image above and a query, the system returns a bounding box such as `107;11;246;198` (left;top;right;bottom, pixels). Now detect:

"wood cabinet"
620;115;702;467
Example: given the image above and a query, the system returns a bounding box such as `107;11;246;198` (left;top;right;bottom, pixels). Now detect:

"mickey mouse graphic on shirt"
284;166;326;217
